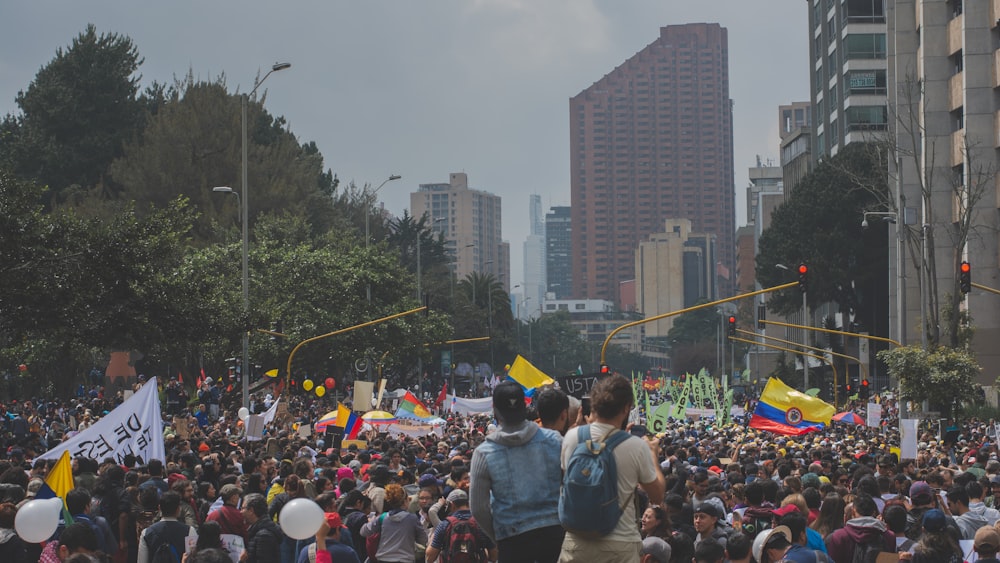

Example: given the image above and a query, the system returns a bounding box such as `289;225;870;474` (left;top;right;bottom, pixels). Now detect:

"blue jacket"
470;421;562;541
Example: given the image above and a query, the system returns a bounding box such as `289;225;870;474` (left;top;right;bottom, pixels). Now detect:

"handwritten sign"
558;374;601;398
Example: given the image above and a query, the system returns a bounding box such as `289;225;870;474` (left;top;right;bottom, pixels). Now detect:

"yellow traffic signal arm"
600;282;799;364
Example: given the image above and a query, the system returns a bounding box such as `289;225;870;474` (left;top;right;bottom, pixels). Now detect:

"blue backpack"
558;425;631;538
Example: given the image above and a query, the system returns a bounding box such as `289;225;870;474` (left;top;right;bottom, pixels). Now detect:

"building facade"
410;172;510;291
570;23;736;305
545;206;572;300
888;0;1000;384
635;219;717;339
807;0;889;159
521;195;546;320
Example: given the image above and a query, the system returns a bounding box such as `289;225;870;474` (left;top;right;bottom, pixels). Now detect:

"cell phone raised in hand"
581;397;591;417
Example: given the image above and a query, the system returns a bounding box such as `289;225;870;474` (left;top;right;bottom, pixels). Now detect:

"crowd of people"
0;372;996;563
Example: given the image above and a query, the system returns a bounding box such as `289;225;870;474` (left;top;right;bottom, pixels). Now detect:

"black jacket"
246;517;283;563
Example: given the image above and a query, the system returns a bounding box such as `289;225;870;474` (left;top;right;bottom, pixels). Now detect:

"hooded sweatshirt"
954;509;989;540
360;508;427;563
968;501;1000;526
825;516;896;563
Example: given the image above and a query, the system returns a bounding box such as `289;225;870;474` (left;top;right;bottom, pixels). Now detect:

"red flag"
434;383;448;408
196;367;206;388
177;371;184;384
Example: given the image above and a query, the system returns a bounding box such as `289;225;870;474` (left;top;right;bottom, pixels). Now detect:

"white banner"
382;418;446;439
900;418;919;459
867;403;882;427
261;395;281;425
245;415;266;441
39;377;165;464
446;395;493;415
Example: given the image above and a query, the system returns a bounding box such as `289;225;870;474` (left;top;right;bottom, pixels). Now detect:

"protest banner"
245;414;266;441
445;395;493;415
38;377;165;464
867;403;882;427
900;418;919;459
353;381;374;413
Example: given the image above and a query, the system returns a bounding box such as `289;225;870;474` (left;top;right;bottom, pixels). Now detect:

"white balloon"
15;497;62;543
238;407;250;421
278;498;324;540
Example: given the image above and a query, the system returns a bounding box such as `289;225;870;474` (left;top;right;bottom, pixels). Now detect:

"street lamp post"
485;260;495;389
362;174;400;382
213;63;291;408
416;217;446;400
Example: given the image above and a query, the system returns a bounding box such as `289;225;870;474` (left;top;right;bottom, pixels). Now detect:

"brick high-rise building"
570;23;735;304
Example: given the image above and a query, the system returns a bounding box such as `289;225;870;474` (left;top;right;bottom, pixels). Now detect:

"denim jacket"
470;421;562;541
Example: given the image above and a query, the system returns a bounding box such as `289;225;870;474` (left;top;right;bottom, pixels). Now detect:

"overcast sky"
0;1;808;288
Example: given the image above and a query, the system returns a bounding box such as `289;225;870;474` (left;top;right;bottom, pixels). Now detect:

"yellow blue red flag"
507;355;554;394
749;377;835;436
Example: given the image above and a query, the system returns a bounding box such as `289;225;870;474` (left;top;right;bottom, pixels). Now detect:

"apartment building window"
828;17;837;41
844;34;886;59
846;69;887;94
949;0;963;18
828;49;838;72
951;50;964;74
951;107;964;132
844;0;886;23
846;105;888;130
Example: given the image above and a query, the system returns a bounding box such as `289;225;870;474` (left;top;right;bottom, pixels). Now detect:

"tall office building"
410;172;510;291
807;0;888;159
545;206;572;300
888;0;1000;383
521;195;546;320
570;23;735;305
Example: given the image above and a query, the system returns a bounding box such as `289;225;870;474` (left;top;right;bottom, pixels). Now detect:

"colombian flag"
749;378;835;436
316;403;363;439
506;355;554;396
34;450;76;525
395;391;434;422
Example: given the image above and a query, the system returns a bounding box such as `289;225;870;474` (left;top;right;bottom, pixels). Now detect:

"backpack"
558;425;631;538
145;521;189;563
740;505;774;539
443;515;486;563
366;512;387;563
150;543;181;563
850;537;883;563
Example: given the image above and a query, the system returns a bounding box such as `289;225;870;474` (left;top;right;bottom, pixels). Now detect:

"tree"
877;345;983;417
0;25;146;200
665;302;721;377
109;76;339;242
756;143;888;324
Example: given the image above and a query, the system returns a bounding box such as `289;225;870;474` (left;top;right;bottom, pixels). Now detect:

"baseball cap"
922;509;947;533
418;473;441;488
976;527;1000;551
910;481;934;504
693;498;723;519
641;537;672;563
752;525;792;563
492;380;526;424
446;489;468;503
773;504;800;518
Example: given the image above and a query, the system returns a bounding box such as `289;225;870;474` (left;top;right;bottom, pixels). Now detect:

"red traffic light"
798;264;808;275
600;364;610;374
861;379;869;387
728;316;736;324
961;262;971;273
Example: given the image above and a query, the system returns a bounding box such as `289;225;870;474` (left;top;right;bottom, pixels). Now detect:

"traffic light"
960;261;971;294
727;316;736;337
860;378;870;400
798;263;808;293
600;363;610;375
845;382;853;395
757;304;766;330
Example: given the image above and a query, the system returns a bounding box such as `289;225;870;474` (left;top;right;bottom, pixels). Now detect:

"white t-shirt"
561;422;658;542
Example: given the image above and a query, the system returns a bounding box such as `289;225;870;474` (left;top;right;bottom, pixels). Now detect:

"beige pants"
558;533;642;563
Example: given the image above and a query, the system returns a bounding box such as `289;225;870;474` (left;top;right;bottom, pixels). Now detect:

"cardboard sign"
558;374;601;398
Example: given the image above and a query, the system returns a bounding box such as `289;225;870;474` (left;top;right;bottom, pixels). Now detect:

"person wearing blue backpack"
470;380;564;563
558;374;665;563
